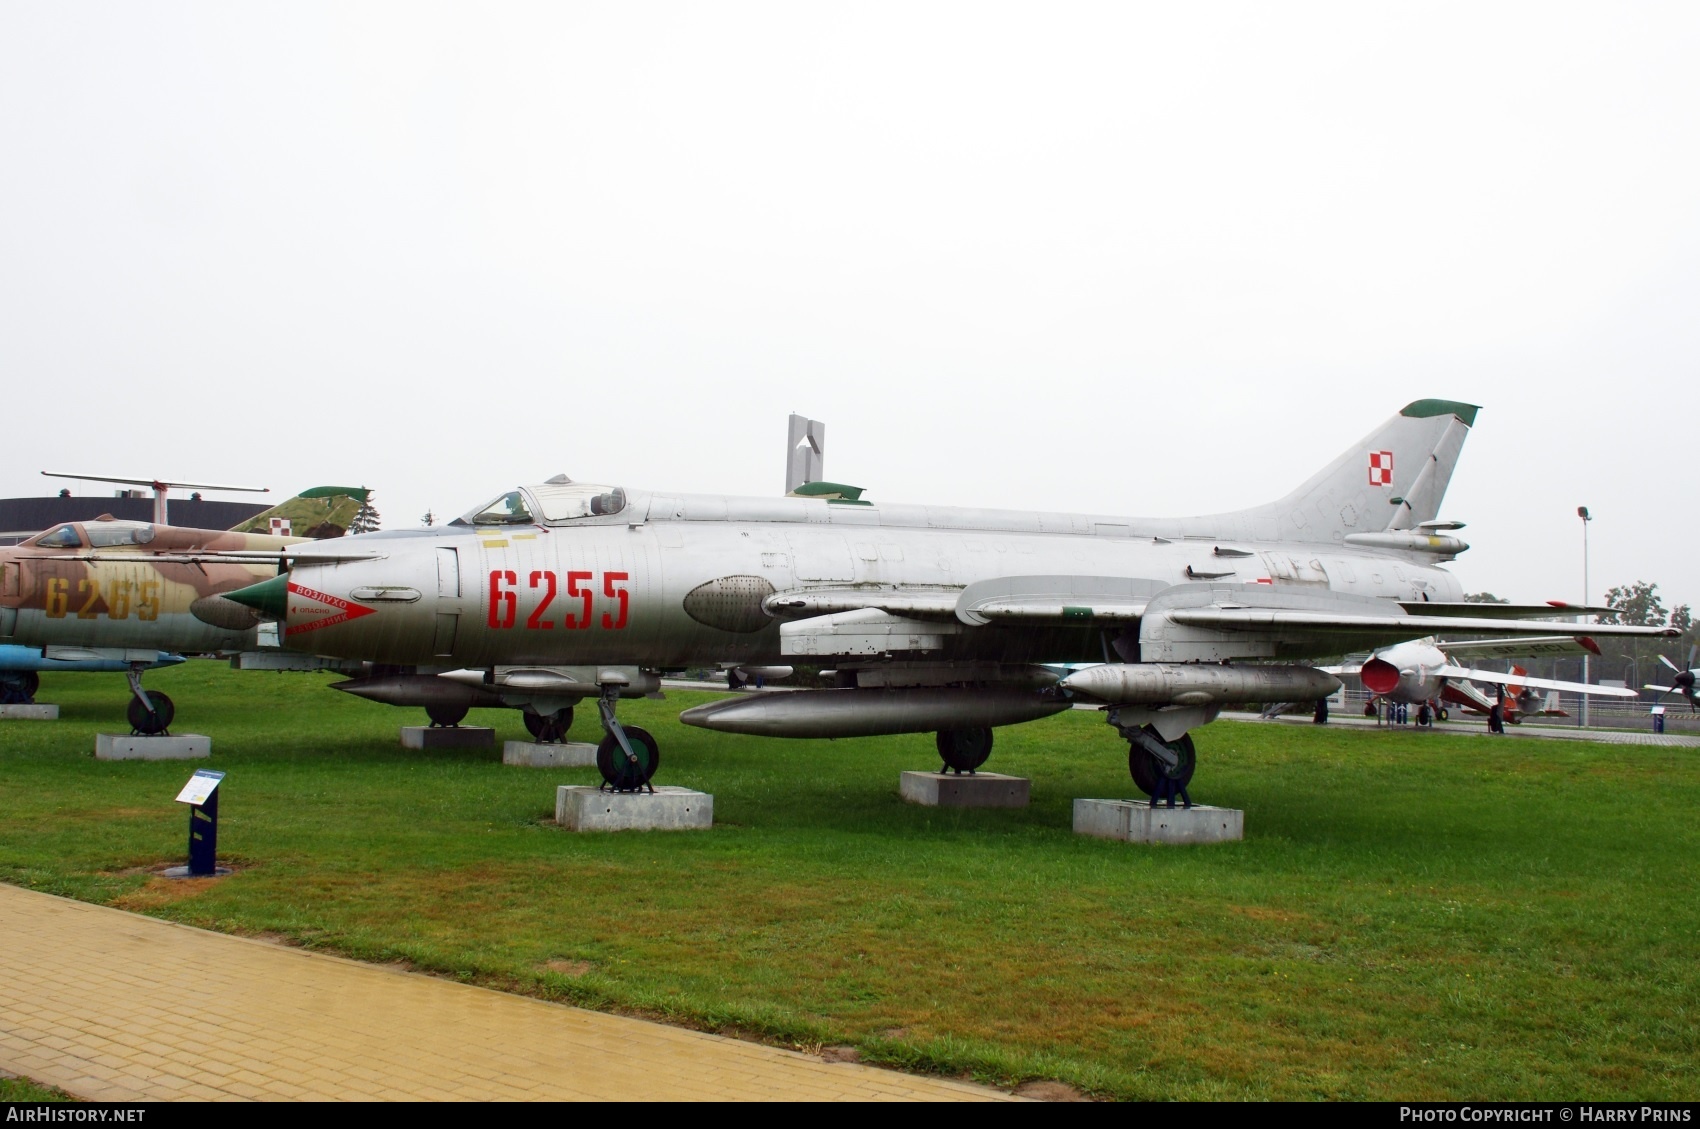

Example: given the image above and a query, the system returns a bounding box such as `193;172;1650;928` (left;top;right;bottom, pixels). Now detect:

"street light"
1578;505;1592;727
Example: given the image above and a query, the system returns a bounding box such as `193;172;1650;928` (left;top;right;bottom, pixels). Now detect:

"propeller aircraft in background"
1644;647;1699;712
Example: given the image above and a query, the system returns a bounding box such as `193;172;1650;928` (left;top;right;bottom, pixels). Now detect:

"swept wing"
1435;635;1599;659
1434;665;1639;698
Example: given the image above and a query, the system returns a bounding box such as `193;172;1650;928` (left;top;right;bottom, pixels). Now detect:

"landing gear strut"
523;706;575;744
125;663;173;736
1106;706;1207;808
936;727;993;774
594;684;658;792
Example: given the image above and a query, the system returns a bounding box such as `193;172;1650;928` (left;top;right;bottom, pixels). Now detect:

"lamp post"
1578;505;1592;728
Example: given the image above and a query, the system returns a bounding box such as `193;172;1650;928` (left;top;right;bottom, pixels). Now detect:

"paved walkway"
1219;710;1700;747
0;885;1012;1102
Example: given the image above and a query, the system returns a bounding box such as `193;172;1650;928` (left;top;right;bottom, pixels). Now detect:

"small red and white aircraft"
1330;634;1637;722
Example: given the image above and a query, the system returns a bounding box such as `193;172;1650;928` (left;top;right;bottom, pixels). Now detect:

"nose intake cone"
221;574;290;619
189;594;265;630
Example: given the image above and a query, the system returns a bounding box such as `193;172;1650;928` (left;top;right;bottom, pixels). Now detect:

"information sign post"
167;769;228;878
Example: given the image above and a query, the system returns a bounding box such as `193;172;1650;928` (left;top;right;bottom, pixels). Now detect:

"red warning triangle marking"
285;581;377;637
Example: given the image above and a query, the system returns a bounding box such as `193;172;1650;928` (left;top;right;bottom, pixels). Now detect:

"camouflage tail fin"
230;487;374;539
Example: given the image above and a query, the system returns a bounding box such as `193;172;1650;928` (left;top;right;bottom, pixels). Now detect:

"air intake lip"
1359;657;1401;696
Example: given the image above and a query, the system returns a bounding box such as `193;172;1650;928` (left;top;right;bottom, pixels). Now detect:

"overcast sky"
3;3;1696;610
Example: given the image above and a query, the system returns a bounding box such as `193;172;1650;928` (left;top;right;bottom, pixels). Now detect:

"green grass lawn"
0;1075;70;1102
2;662;1697;1100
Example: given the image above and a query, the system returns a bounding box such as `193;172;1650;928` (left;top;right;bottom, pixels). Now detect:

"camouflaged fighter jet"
0;487;373;732
215;400;1675;793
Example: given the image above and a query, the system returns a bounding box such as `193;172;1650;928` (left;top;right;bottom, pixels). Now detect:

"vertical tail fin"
1189;400;1477;545
230;487;372;539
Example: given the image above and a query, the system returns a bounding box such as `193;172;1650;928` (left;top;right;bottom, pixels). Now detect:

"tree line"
1463;583;1695;689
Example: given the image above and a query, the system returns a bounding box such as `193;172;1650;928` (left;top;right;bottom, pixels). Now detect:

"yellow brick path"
0;884;1012;1101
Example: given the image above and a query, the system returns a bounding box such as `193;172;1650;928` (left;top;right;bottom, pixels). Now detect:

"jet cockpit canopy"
25;520;156;549
452;478;628;527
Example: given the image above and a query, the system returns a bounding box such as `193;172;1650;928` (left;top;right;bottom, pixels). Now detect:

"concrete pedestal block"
400;726;495;749
556;786;713;832
95;733;211;761
504;740;597;767
0;704;59;720
900;771;1030;808
1073;799;1243;845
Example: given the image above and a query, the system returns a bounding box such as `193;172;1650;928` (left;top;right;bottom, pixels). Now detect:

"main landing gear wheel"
1436;707;1450;722
1128;730;1196;797
936;727;993;774
596;725;660;791
127;692;175;736
523;707;575;743
426;703;469;727
0;671;39;704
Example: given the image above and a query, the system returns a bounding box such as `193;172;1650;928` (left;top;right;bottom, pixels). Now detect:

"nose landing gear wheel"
127;692;175;736
426;703;470;727
936;727;993;773
523;707;574;743
1128;731;1195;797
596;725;660;791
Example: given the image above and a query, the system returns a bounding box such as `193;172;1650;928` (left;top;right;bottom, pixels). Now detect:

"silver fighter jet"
218;400;1674;793
1330;635;1637;722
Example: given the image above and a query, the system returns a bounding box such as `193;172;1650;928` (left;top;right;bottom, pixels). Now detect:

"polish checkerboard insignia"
1368;450;1393;486
270;517;292;535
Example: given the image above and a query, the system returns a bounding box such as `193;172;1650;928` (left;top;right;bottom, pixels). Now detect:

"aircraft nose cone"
221;574;289;619
189;594;265;630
